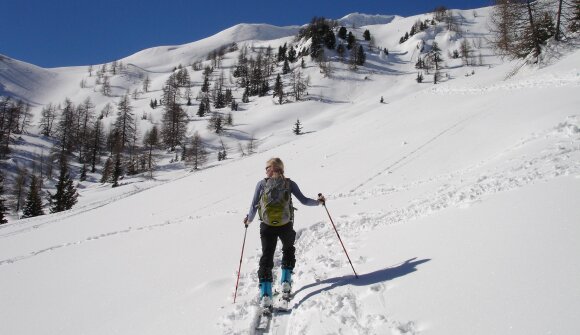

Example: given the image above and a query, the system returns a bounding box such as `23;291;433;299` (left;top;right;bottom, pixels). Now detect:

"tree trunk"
555;0;563;41
526;0;542;57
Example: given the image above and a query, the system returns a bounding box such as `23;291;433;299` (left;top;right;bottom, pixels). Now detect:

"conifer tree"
230;98;238;111
416;72;424;83
79;164;88;181
197;99;207;117
208;113;224;134
226;112;233;126
283;59;291;74
338;26;347;40
356;45;366;65
363;29;371;41
430;42;443;70
201;74;210;93
22;175;44;218
112;154;123;188
242;87;250;103
324;30;336;49
101;157;114;183
50;160;78;213
0;172;9;224
347;32;356;49
277;43;288;62
293;119;302;135
287;46;297;62
214;89;226;109
224;88;233;106
274;74;284;104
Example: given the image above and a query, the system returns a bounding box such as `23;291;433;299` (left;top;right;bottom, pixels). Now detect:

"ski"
254;280;293;332
273;290;293;312
255;307;272;332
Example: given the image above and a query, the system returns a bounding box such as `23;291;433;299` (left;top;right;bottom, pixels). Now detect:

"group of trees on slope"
4;4;578;222
489;0;579;60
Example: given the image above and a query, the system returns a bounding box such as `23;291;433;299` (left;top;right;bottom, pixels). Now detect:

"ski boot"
280;268;292;299
259;281;273;314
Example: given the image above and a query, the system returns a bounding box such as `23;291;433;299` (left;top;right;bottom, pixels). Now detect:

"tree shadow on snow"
293;257;430;308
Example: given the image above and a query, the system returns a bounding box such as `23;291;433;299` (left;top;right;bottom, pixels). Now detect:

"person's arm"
289;179;320;206
245;180;264;224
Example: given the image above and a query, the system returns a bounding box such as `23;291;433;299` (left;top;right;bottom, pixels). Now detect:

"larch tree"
189;132;208;170
113;95;135;152
161;73;188;151
0;172;8;224
22;175;44;218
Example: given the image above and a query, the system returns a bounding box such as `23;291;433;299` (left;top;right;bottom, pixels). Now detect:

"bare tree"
101;75;112;96
113;95;135;152
143;126;159;177
246;134;258;155
39;103;57;136
459;39;473;65
12;167;28;213
188;132;208;170
291;69;307;101
142;75;151;92
489;0;555;60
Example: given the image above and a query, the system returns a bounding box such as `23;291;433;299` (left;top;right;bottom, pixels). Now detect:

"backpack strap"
285;178;296;221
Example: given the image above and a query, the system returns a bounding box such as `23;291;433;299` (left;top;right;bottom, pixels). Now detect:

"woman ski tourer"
244;157;325;310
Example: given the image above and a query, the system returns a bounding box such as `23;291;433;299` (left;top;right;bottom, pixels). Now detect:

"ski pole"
319;194;359;279
233;223;249;303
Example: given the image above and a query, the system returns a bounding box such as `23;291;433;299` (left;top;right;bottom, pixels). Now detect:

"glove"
243;215;249;226
317;193;326;205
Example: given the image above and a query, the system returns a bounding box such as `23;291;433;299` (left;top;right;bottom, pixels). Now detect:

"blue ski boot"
259;281;273;312
281;268;292;296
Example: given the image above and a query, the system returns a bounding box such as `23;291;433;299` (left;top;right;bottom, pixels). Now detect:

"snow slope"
0;54;57;104
1;8;580;335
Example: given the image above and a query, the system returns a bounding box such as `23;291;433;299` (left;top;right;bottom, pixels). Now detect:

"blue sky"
1;0;492;68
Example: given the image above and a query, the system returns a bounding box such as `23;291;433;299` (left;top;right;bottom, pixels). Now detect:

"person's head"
265;157;284;178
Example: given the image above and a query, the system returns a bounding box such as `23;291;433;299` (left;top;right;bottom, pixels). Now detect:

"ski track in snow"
0;176;239;267
219;115;579;334
1;114;577;332
428;71;580;96
348;109;487;194
0;172;194;239
0;218;191;266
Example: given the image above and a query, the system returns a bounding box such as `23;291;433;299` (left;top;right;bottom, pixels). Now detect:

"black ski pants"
258;222;296;282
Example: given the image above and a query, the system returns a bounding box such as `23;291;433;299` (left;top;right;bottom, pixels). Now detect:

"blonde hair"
267;157;285;175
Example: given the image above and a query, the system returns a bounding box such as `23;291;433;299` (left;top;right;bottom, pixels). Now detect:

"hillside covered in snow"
1;5;579;335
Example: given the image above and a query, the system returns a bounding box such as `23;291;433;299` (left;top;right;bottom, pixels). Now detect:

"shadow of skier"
293;257;431;308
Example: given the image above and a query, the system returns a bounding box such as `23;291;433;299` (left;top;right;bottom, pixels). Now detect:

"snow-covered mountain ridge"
1;6;579;335
337;13;400;27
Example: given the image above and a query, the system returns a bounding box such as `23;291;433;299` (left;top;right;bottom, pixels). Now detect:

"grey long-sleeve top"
246;178;319;223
